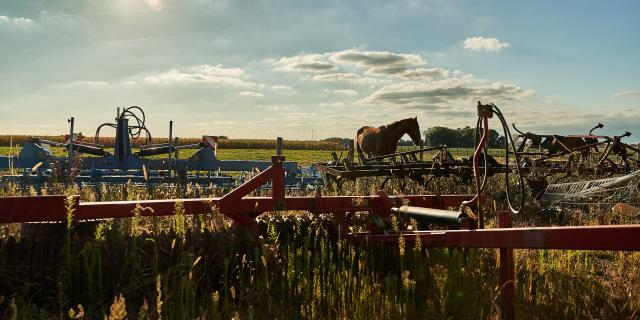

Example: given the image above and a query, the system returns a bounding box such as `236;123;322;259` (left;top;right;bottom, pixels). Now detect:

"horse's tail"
355;127;366;154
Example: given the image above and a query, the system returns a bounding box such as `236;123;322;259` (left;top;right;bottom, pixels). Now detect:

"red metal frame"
0;156;473;225
347;223;640;250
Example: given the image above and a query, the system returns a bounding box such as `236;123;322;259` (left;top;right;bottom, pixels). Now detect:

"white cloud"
60;80;110;88
312;72;381;85
238;90;263;97
463;37;511;53
270;84;295;94
324;89;358;96
330;49;425;70
271;85;293;91
142;64;256;87
269;53;336;73
381;67;449;79
0;15;35;27
612;90;640;98
319;102;347;108
358;77;534;112
273;49;449;82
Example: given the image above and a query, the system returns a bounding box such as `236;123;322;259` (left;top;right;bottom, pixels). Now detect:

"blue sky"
1;0;638;140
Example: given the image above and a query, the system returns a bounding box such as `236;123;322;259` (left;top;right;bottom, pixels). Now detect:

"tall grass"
0;176;638;318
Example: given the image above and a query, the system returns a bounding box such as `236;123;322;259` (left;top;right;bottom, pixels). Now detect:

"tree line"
421;126;506;148
323;125;506;149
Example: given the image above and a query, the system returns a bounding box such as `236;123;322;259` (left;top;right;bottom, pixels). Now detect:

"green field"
0;145;502;167
0;146;334;166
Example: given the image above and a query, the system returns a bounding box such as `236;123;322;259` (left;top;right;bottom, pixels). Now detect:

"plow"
2;102;640;318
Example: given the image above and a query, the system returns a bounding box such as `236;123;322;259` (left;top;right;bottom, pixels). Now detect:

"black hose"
94;106;152;145
474;116;489;191
120;106;152;143
94;123;117;144
489;103;524;214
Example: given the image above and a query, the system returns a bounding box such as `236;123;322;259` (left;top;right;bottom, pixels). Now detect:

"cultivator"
314;141;507;190
541;169;640;207
0;106;322;189
2;102;640;319
512;122;640;176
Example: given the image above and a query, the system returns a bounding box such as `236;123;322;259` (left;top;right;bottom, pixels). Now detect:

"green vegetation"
0;176;638;319
422;126;506;148
0;146;334;166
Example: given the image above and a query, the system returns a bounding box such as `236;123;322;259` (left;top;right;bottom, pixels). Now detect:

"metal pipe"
463;113;489;228
348;139;354;162
68;117;74;159
168;120;173;177
362;146;445;162
174;137;180;159
498;211;515;320
276;137;283;156
392;206;466;227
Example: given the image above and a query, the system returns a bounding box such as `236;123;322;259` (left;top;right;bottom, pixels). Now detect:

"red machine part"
0;157;471;226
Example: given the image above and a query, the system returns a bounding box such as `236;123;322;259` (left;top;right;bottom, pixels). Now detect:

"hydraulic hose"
488;103;524;214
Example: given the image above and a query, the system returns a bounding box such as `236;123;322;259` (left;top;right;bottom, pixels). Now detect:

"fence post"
419;140;424;161
168;120;173;178
276;137;283;156
498;211;516;320
174;137;180;159
348;139;354;162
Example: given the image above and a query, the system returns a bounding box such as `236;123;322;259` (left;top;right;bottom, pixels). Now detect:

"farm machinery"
2;101;640;319
313;144;507;189
313;117;639;207
512;122;640;176
0;106;322;189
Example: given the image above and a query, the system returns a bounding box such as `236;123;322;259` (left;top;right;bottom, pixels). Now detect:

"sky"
0;0;639;141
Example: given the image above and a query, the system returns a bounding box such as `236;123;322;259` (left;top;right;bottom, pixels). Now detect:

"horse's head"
406;117;422;146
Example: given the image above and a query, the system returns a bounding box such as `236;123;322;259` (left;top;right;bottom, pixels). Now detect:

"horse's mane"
386;117;413;129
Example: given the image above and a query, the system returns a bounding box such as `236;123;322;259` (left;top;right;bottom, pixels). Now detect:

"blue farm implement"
0;106;322;189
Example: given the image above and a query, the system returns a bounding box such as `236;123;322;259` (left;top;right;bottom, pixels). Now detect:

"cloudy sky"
1;0;638;140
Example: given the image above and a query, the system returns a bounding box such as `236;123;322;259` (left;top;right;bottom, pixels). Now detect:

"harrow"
0;106;322;189
314;139;506;189
512;122;640;176
2;102;640;318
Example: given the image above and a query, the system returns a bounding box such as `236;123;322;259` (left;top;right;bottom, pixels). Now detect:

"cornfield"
0;135;345;151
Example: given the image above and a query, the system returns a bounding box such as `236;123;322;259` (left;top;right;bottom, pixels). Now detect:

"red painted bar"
0;194;475;223
0;195;77;223
349;225;640;251
498;211;516;320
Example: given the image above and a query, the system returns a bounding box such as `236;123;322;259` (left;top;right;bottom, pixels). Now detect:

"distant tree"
397;139;415;146
322;137;351;147
423;126;505;147
423;126;457;146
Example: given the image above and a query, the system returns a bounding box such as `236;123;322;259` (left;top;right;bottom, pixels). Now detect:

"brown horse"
356;117;422;157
